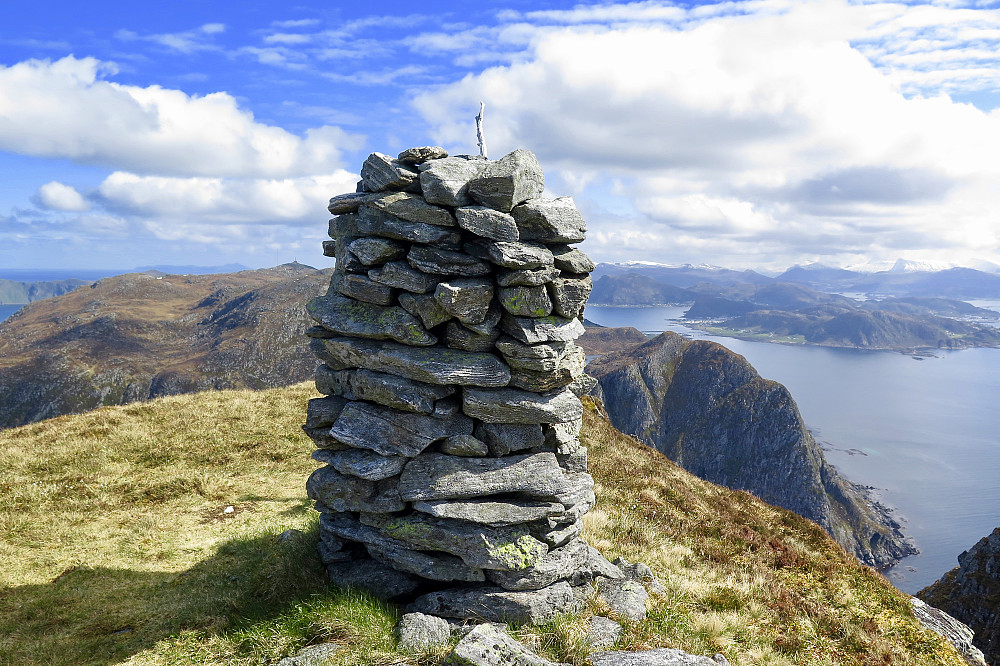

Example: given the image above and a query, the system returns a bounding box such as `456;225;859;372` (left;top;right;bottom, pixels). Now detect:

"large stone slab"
485;539;592;591
361;152;421;192
369;260;440;294
306;466;405;513
326;558;420;601
377;513;548;570
399;292;453;329
413;498;564;527
512;197;586;243
475;422;545;456
443;624;559;665
476;240;554;270
307;293;436;346
497;265;560;287
398;451;574;500
501;313;585;344
550;244;595;273
398;146;448;164
397;612;451;653
509;345;586;392
547;275;592;319
332;272;395;306
319;367;454;414
329;400;473;457
435;278;494;326
455;205;519;241
367;191;455;227
445;321;501;352
468;149;545;213
328;192;378;215
409;245;491;277
347;237;408;265
305;395;348;428
495;336;565;360
315;336;511;387
463;387;583;424
367;543;486;582
359;206;461;245
413;581;579;624
312;447;408;481
500;285;553;318
419;156;488;207
328;212;360;239
320;511;413;551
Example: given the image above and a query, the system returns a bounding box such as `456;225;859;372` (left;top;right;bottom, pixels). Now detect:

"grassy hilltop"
0;383;966;665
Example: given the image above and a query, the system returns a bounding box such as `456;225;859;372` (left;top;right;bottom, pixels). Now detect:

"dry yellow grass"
0;385;968;665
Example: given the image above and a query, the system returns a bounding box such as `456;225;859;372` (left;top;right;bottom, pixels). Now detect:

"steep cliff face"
0;264;327;429
586;331;916;568
919;527;1000;665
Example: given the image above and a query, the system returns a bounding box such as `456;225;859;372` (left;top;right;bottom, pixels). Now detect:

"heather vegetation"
0;384;965;665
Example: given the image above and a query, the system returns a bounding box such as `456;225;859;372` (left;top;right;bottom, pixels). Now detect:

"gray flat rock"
419;156;488;207
307;293;436;346
550;244;596;273
455;205;519;241
367;190;455;226
501;313;585;344
500;285;553;317
359;205;461;245
361;152;421;191
475;421;545;456
409;245;492;276
368;543;486;582
548;275;592;319
306;465;405;513
413;498;564;527
435;278;494;325
512;197;586;243
398;451;574;501
497;265;560;287
588;616;623;650
445;321;501;352
479;240;554;269
463;387;583;424
468;149;545;213
543;419;582;453
369;260;440;294
347;237;408;265
326;558;420;600
332;272;395;306
509;345;586;392
377;513;548;570
329;400;473;457
351;367;455;414
486;539;591;591
314;336;511;387
597;578;649;621
328;192;378;215
398;146;449;164
440;433;490;457
397;612;451;653
555;447;588;473
415;580;579;624
305;395;348;428
399;292;453;329
320;511;413;551
311;447;408;481
462;302;501;335
443;623;559;665
590;649;723;666
277;642;343;666
328;212;360;239
495;336;565;360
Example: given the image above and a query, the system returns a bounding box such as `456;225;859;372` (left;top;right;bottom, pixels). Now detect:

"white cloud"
0;56;360;178
34;181;90;211
414;0;1000;268
115;23;226;54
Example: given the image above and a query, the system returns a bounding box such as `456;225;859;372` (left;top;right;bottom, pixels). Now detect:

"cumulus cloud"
34;181;90;211
0;56;360;178
413;0;1000;268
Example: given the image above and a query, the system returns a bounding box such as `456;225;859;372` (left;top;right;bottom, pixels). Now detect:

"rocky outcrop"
919;527;1000;665
910;597;988;666
0;263;327;429
586;332;916;568
306;146;626;624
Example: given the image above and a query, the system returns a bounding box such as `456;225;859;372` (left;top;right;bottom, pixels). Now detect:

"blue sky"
2;0;1000;273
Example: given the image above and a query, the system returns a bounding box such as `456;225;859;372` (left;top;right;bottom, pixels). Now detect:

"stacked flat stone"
304;146;621;624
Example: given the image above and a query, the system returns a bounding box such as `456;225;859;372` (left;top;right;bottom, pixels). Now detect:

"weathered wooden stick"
476;101;488;158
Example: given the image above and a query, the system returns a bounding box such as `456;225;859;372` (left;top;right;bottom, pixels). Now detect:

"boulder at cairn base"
414;580;579;624
468;149;545;213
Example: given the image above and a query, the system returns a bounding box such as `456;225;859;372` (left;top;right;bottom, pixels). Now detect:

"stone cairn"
302;146;630;624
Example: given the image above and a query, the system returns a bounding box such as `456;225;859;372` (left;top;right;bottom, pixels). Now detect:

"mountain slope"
0;383;968;665
0;264;328;429
586;332;916;568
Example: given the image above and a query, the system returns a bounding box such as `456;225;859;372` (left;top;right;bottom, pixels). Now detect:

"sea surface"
585;304;1000;594
0;304;21;323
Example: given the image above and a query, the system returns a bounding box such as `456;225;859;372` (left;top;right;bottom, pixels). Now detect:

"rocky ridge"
919;527;1000;665
303;146;647;625
585;331;916;568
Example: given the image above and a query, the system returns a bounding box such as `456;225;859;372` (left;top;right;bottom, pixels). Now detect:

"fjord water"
585;305;1000;594
0;304;21;322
